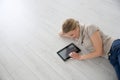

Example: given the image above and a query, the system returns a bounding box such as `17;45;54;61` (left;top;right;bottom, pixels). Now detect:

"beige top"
78;24;115;58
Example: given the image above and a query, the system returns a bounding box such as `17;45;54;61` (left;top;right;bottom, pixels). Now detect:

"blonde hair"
62;18;79;33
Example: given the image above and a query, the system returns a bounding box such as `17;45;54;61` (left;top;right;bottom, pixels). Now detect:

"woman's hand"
69;52;81;60
59;32;71;38
59;32;64;36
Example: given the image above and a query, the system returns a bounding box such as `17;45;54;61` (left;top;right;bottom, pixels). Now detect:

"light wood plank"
0;63;14;80
0;46;40;80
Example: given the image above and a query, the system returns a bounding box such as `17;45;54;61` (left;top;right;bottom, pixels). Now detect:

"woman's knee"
118;54;120;65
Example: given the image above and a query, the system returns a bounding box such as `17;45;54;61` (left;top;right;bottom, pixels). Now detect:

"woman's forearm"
79;51;103;60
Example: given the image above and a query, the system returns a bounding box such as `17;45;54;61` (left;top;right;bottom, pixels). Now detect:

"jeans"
109;39;120;80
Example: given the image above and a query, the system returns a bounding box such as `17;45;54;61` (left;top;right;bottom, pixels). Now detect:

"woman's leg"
118;54;120;65
114;53;120;80
117;54;120;79
109;52;120;80
109;39;120;80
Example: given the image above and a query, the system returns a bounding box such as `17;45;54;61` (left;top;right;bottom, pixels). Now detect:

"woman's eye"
70;34;73;36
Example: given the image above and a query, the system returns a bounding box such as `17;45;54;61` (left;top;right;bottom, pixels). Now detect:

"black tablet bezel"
57;43;81;61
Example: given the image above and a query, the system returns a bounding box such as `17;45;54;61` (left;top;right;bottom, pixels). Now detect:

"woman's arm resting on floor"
70;31;103;60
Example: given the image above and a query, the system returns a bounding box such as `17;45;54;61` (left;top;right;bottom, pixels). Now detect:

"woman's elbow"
97;51;103;57
94;50;103;57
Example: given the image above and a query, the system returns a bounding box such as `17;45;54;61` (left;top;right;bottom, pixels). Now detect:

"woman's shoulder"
85;24;100;31
84;24;100;36
80;24;99;29
86;24;99;28
80;24;100;35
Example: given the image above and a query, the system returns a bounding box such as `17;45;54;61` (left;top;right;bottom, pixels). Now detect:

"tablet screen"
57;43;81;61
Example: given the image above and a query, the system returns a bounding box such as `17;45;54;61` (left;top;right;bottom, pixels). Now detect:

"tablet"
57;43;81;61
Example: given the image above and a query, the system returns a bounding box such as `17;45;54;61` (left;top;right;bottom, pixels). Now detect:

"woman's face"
64;27;80;39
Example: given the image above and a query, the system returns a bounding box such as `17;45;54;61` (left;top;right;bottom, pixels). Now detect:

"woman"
59;18;120;80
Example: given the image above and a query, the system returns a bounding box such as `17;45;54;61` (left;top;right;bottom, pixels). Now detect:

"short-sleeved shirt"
78;24;115;58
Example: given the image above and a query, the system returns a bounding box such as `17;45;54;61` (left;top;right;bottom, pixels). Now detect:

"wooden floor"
0;0;120;80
